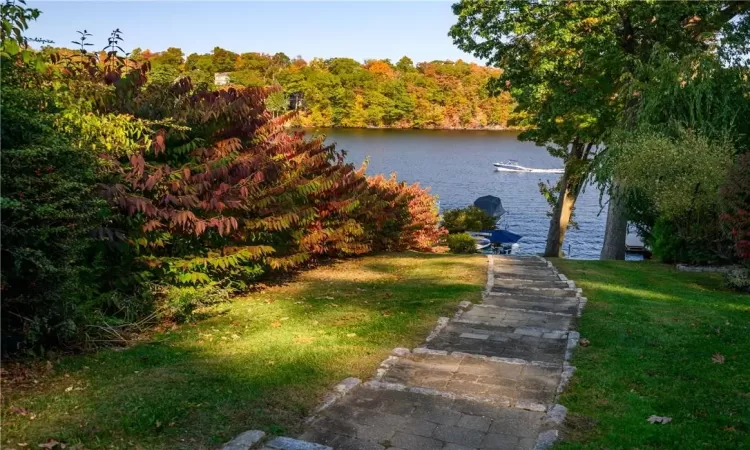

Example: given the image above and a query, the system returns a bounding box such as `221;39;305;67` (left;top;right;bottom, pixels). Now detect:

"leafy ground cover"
1;253;485;449
553;259;750;449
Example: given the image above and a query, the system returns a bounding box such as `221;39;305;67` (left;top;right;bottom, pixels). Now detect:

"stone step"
496;256;544;262
494;272;561;282
493;267;559;279
376;352;560;411
458;306;573;331
261;436;332;450
481;295;580;315
300;384;544;450
494;262;550;270
424;321;567;364
491;285;579;298
494;279;570;289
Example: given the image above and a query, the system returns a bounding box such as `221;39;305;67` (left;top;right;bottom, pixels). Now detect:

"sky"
27;1;483;64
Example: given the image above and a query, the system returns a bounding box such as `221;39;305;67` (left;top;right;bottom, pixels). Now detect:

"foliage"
99;81;373;291
363;174;446;252
0;0;45;63
447;233;478;254
0;53;109;349
442;206;496;234
720;153;750;264
596;50;749;264
129;47;514;129
154;284;229;323
724;267;750;293
606;130;734;263
610;131;733;223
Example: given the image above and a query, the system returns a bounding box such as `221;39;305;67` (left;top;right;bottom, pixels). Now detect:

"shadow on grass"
2;253;486;450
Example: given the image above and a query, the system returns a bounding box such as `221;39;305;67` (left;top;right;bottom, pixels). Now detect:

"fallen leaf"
38;439;60;449
11;406;29;416
155;421;162;428
263;299;274;304
723;426;736;432
280;317;289;321
64;386;73;392
346;333;357;337
579;338;591;347
384;292;393;299
271;321;281;328
647;415;672;424
712;353;725;364
382;312;393;317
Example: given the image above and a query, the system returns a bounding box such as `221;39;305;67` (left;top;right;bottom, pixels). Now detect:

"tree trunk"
544;170;580;257
544;141;590;257
600;187;628;260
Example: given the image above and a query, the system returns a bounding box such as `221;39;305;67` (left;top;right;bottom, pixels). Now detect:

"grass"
1;253;486;450
552;259;750;450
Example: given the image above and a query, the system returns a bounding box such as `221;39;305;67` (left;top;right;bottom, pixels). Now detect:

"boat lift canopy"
474;229;523;244
473;195;506;218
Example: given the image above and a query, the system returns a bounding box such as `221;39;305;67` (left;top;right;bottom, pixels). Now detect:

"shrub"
720;153;750;265
447;233;477;254
0;55;113;350
442;206;497;233
724;267;750;293
607;130;735;264
363;174;446;251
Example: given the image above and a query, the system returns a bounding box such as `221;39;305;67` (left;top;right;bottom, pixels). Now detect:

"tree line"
54;46;515;130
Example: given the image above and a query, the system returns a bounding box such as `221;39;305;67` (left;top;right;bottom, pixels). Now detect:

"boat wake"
494;167;564;174
494;160;564;174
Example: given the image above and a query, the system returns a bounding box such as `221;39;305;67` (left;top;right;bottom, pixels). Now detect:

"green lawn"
553;259;750;450
1;253;486;450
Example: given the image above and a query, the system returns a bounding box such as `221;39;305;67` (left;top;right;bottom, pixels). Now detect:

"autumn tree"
396;56;415;72
150;46;183;68
212;46;238;72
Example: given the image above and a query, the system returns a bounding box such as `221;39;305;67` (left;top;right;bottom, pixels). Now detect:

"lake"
316;128;607;259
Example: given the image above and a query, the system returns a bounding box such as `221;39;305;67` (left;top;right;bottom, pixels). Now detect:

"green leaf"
4;39;19;56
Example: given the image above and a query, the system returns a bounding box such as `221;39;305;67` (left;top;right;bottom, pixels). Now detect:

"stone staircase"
223;255;584;450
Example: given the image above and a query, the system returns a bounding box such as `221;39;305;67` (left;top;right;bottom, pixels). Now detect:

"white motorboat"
493;160;564;174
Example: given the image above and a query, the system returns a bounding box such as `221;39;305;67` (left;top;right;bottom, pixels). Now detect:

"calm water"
316;128;607;259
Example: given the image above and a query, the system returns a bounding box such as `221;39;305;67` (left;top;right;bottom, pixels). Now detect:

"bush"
447;233;477;254
363;174;446;251
606;130;735;264
442;206;497;233
0;56;115;350
725;267;750;293
720;153;750;264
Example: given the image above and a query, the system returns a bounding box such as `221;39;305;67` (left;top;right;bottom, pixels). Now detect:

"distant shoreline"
298;125;525;132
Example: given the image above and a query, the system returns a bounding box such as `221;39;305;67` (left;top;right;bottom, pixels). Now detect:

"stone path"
223;256;584;450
